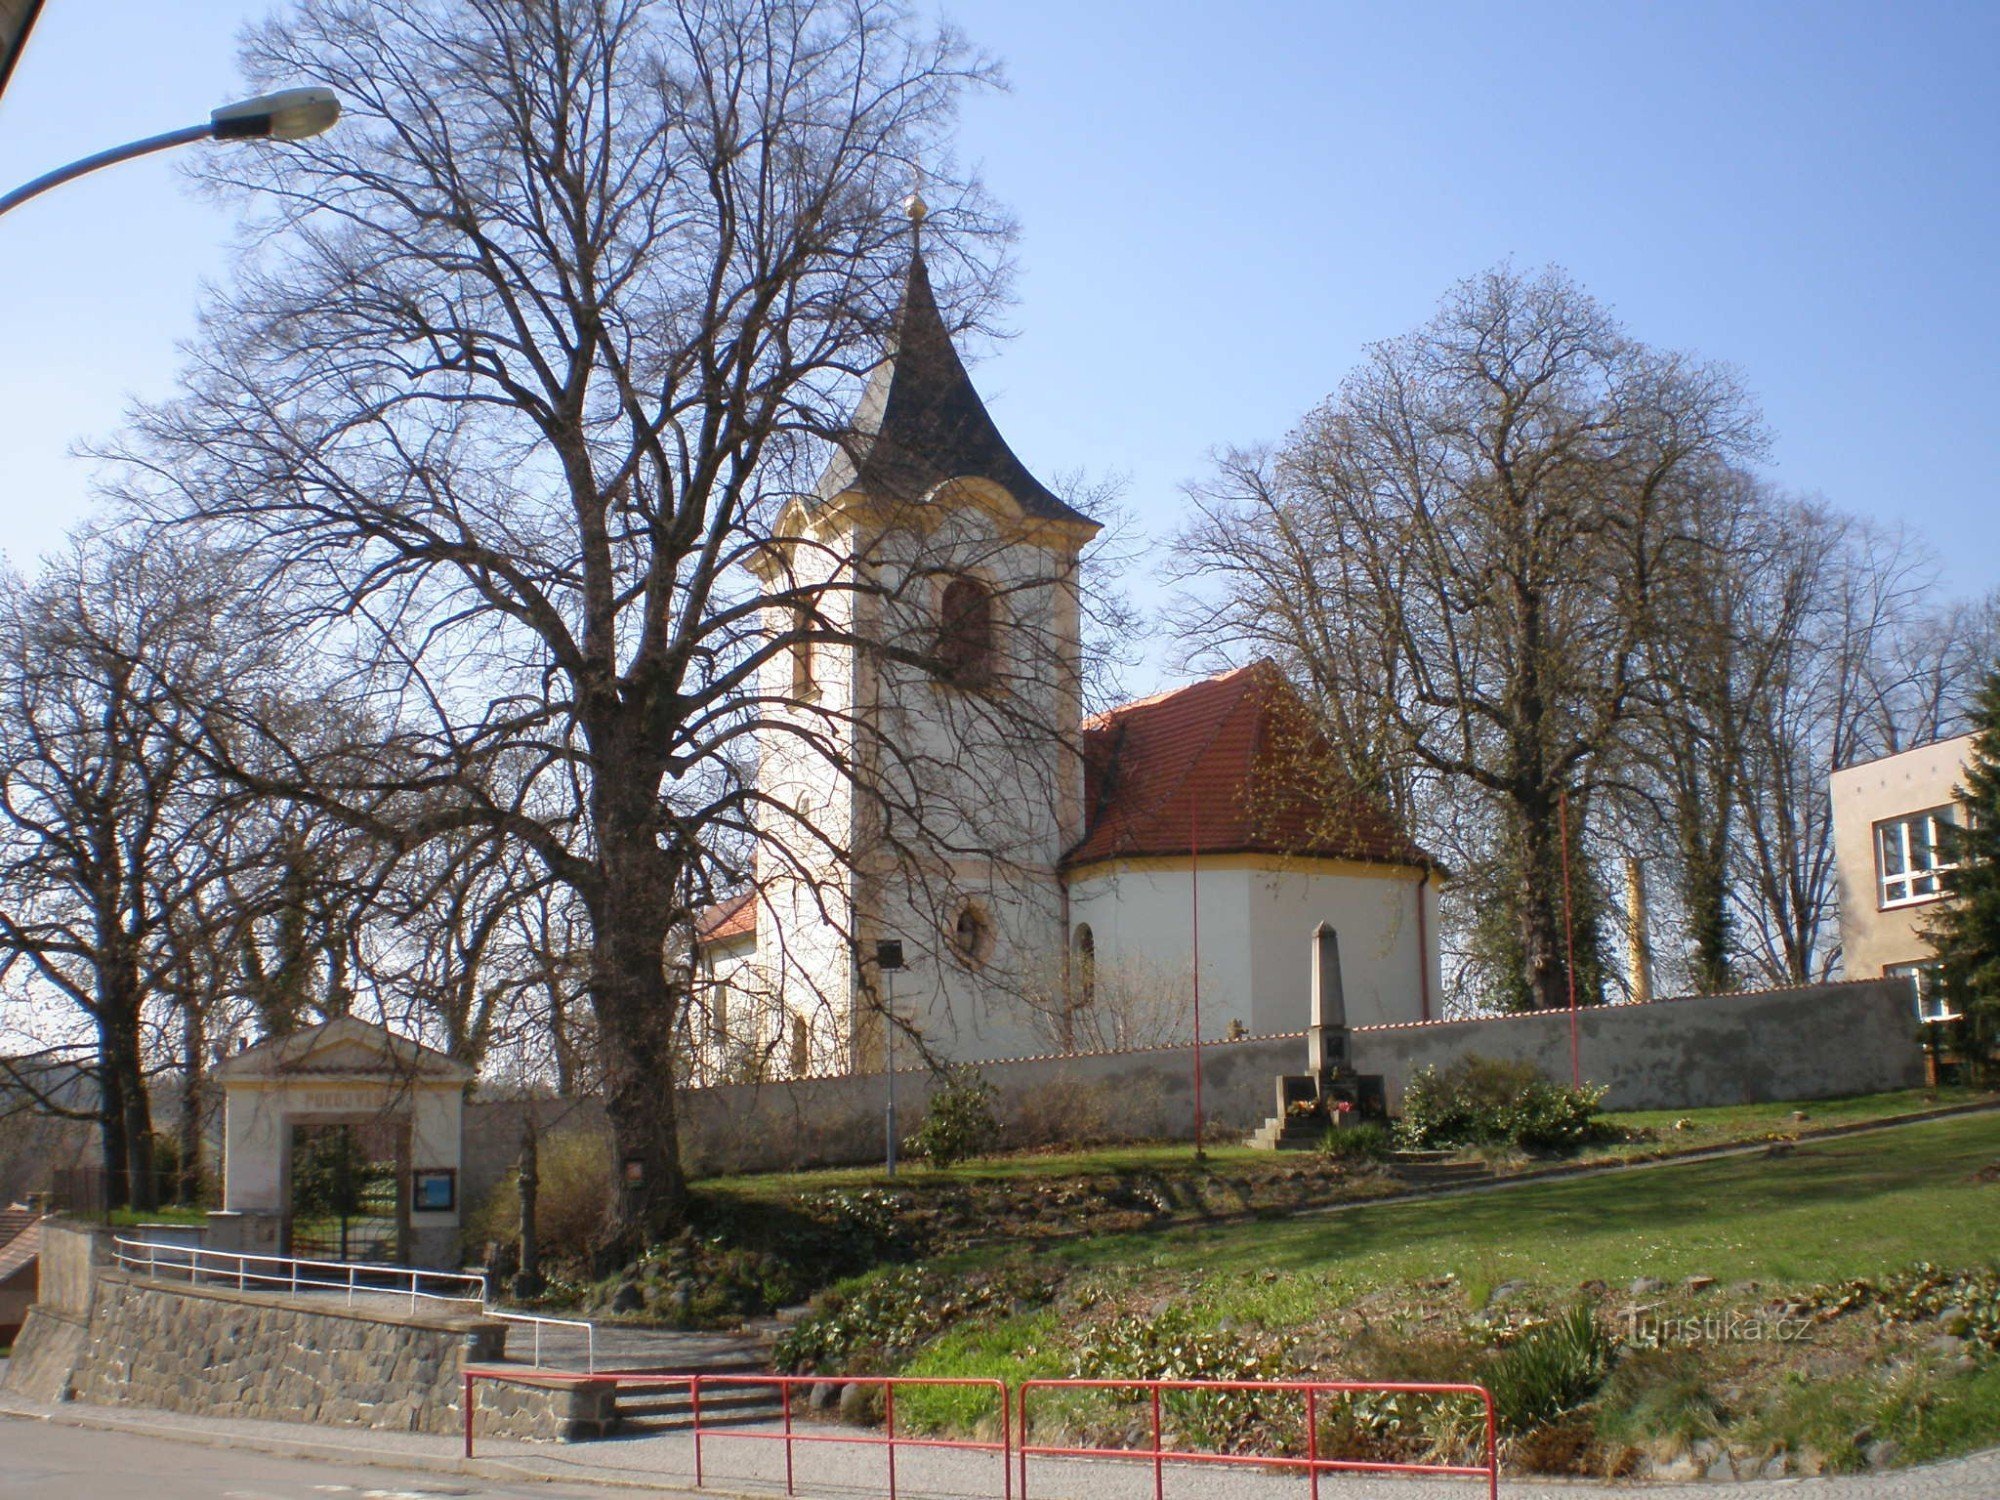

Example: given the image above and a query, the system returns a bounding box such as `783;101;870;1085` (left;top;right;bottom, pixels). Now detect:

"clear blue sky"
2;1;1994;690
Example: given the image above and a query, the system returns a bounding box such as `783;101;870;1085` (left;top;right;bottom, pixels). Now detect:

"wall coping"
99;1268;502;1336
1353;977;1905;1034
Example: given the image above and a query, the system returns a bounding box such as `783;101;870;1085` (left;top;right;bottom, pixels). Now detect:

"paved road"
9;1382;2000;1499
0;1416;611;1499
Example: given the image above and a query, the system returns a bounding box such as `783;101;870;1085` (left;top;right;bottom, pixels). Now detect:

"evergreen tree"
1927;671;2000;1020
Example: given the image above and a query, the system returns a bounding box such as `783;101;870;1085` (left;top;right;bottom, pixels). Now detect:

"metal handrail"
113;1235;598;1372
488;1308;596;1372
1017;1376;1499;1500
112;1234;487;1313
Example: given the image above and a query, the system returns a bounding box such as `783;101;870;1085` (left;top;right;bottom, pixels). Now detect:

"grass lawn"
853;1111;2000;1475
1047;1109;2000;1295
701;1086;1991;1199
699;1140;1266;1196
105;1205;208;1228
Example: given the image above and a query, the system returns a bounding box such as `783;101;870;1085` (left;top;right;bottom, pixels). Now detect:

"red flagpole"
1191;802;1205;1160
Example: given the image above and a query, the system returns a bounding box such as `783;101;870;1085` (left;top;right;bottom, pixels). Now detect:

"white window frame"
1887;961;1955;1022
1875;806;1959;909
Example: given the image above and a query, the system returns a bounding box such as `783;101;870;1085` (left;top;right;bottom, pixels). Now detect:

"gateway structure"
696;230;1440;1078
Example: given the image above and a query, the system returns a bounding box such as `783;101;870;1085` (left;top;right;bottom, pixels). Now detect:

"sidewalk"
6;1385;2000;1500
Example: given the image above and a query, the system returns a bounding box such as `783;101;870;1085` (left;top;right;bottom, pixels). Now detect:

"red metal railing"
1016;1377;1498;1500
463;1366;1012;1500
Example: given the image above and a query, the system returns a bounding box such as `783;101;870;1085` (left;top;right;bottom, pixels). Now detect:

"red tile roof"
1064;663;1434;871
695;888;757;946
0;1211;40;1283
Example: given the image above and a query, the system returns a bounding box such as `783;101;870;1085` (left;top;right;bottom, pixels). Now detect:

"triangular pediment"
213;1016;472;1084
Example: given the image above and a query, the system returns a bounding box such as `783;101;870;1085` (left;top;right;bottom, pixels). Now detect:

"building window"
1876;807;1959;908
790;604;817;697
935;576;994;688
710;981;731;1046
950;901;993;966
1888;961;1954;1022
1073;923;1095;1009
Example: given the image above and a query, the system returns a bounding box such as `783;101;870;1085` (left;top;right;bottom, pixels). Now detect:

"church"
694;214;1442;1082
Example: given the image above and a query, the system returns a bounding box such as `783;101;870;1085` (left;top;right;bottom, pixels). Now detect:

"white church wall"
742;517;866;1065
1064;864;1259;1041
1244;865;1439;1032
735;493;1088;1076
866;850;1069;1066
1063;859;1441;1045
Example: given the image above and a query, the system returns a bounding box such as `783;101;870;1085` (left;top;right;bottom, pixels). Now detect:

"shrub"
1322;1122;1393;1162
1488;1304;1614;1435
1808;1262;2000;1352
1070;1306;1289;1451
1509;1082;1609;1150
773;1262;1058;1373
905;1067;1001;1167
467;1122;613;1266
1395;1056;1607;1152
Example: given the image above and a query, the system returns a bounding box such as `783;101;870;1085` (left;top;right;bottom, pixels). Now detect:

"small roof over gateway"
213;1016;472;1085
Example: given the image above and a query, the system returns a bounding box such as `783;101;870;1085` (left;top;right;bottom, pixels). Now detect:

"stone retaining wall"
3;1223;592;1441
58;1272;498;1434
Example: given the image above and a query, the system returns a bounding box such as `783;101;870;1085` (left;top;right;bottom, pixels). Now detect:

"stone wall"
1350;978;1924;1112
458;979;1926;1198
462;1034;1303;1213
3;1223;596;1442
55;1272;502;1434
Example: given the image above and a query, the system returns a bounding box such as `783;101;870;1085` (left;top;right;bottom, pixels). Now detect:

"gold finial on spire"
902;163;928;231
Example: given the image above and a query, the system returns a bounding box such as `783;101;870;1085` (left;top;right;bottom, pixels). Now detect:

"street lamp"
875;939;904;1179
0;86;339;219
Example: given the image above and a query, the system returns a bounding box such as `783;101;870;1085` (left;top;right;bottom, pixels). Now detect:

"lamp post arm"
0;122;212;219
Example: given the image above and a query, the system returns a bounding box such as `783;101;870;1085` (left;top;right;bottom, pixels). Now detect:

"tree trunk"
1679;832;1735;996
178;999;206;1205
96;1056;130;1212
1514;793;1570;1012
98;1004;157;1212
586;780;688;1257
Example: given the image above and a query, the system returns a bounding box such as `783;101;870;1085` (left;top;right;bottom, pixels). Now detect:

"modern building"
694;226;1441;1077
1831;733;1975;1017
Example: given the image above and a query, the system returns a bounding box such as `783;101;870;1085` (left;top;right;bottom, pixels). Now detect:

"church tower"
745;203;1099;1073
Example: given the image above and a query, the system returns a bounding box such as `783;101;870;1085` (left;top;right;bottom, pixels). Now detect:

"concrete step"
616;1381;785;1428
1388;1161;1494;1186
1246;1116;1327;1151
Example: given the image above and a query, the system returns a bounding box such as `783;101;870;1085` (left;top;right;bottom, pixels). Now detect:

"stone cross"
1308;921;1351;1079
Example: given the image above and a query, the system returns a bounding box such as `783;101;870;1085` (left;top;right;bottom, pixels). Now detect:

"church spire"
817;203;1095;529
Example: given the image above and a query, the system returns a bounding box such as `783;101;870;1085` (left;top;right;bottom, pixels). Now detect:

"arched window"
935;576;994;687
789;1014;811;1078
950;901;993;966
1073;924;1096;1010
711;981;731;1047
790;604;817;696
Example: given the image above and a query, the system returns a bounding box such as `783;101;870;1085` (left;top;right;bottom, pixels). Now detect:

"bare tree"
1728;507;1977;984
0;538;257;1209
1171;265;1762;1011
111;0;1005;1246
